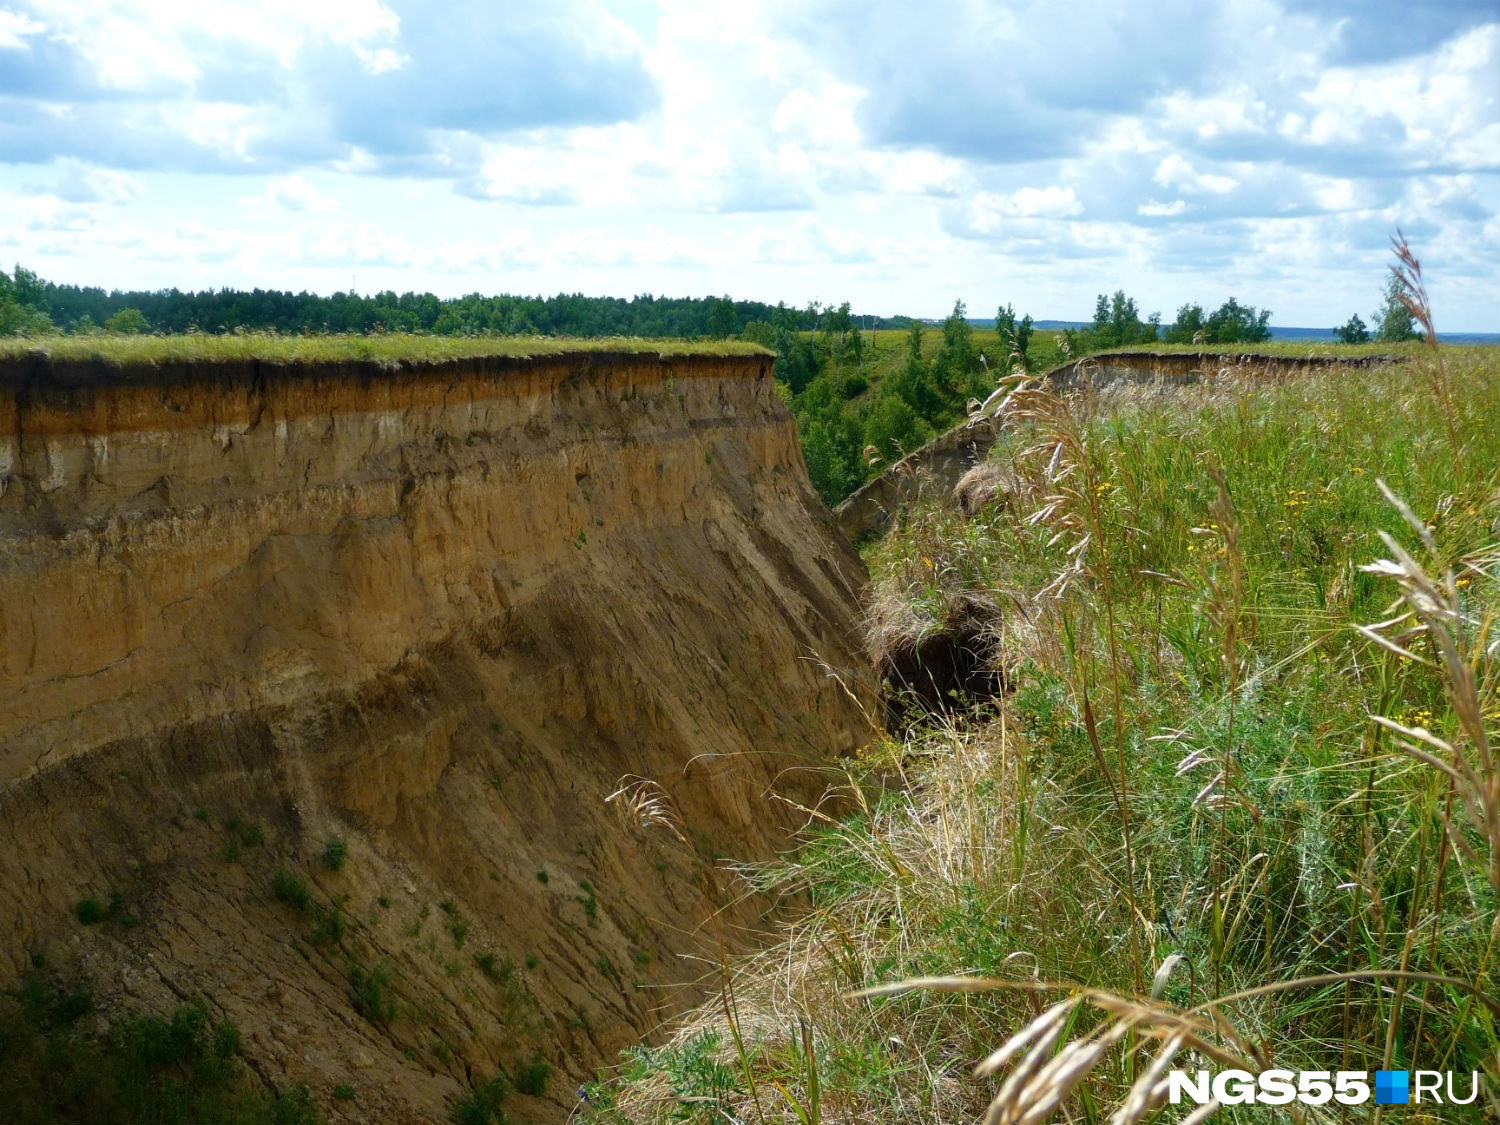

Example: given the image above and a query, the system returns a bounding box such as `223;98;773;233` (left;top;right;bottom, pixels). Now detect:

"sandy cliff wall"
0;350;871;1122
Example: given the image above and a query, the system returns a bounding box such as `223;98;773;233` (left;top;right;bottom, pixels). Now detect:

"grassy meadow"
593;336;1500;1123
0;331;772;366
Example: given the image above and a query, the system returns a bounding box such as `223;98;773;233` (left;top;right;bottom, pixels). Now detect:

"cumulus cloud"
0;0;657;174
1153;155;1238;195
970;186;1084;228
48;163;142;205
265;174;339;213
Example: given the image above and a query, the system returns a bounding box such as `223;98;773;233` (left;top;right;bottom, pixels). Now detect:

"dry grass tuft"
953;462;1030;518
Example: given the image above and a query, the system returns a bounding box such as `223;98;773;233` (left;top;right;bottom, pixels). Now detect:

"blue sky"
1;0;1496;328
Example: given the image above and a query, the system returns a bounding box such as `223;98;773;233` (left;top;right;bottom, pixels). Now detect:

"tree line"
781;291;1278;503
0;265;847;340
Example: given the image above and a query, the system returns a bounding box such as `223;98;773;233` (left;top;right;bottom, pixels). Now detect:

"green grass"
601;343;1500;1123
0;331;772;366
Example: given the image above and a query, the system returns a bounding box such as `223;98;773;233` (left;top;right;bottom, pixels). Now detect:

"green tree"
1203;297;1271;343
0;264;56;336
819;301;863;365
1078;290;1159;351
706;296;736;339
0;297;53;336
933;300;981;413
1374;274;1419;342
863;395;932;465
881;320;941;416
1163;303;1206;344
995;303;1034;369
1164;298;1270;344
740;319;775;348
1333;314;1370;344
104;307;150;334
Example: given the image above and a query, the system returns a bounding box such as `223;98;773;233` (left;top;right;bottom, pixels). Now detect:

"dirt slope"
0;349;872;1122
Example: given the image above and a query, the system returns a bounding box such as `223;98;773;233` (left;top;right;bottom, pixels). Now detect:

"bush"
271;870;312;913
75;898;104;925
513;1054;550;1097
348;962;397;1025
310;908;345;947
103;307;150;335
450;1073;509;1125
321;837;347;872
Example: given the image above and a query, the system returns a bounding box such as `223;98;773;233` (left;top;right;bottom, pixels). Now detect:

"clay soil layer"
0;349;871;1123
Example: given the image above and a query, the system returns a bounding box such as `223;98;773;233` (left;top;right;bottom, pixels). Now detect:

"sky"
1;0;1497;329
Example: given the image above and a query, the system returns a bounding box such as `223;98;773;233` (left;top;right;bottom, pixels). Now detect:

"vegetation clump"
270;870;312;913
513;1053;551;1097
0;975;321;1124
320;836;347;872
451;1072;510;1125
348;961;397;1026
598;256;1500;1123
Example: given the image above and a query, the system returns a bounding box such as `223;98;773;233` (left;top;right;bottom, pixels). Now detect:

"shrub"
321;837;347;872
310;908;345;947
271;870;312;913
225;817;263;847
513;1054;550;1097
450;1073;509;1125
348;962;397;1025
75;898;104;925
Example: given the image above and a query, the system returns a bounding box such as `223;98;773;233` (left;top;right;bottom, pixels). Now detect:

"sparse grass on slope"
0;331;772;366
0;974;322;1125
592;336;1500;1123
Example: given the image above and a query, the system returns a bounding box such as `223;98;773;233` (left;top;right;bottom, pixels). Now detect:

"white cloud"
969;186;1084;230
1153;154;1238;195
266;173;339;212
0;7;46;49
1138;199;1187;217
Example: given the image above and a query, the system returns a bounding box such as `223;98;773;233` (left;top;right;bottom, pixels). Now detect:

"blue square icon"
1375;1070;1409;1104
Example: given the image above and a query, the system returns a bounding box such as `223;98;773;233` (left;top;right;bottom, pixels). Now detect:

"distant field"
0;333;774;365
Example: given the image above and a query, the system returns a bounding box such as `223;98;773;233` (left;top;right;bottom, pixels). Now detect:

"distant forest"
0;264;918;340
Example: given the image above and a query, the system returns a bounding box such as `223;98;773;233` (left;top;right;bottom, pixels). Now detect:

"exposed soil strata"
0;350;872;1123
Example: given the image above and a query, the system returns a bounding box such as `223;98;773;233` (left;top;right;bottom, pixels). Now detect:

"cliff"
0;347;872;1122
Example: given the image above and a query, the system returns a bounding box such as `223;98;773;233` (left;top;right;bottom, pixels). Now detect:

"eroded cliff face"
0;350;871;1122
